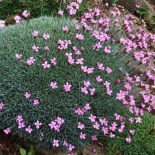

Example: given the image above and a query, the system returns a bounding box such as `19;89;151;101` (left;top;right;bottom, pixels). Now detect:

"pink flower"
68;144;75;151
135;117;141;123
96;76;103;83
106;67;112;73
104;81;110;87
93;122;100;130
97;62;105;70
17;115;23;123
104;46;111;54
109;122;117;132
53;139;59;147
88;114;96;122
80;132;86;139
129;117;134;124
84;103;91;110
22;10;30;18
83;80;91;87
43;33;50;40
67;2;79;15
44;46;50;51
25;126;33;133
77;122;85;130
14;15;21;24
0;20;5;28
129;129;135;135
54;124;61;132
56;117;65;125
76;58;84;65
68;57;75;65
125;136;132;143
51;57;57;66
89;88;96;95
35;120;42;129
68;153;74;155
106;89;113;96
49;121;56;129
0;102;5;110
136;4;140;8
4;128;11;134
16;54;22;60
50;82;58;89
64;82;72;92
76;24;80;30
87;67;94;74
81;87;88;94
58;10;64;16
81;65;88;73
32;45;39;52
109;132;115;138
33;99;40;106
74;108;84;115
114;113;121;120
63;26;69;32
24;92;31;99
76;34;84;40
93;42;102;51
102;127;109;135
92;135;97;141
124;82;132;91
42;61;51;69
26;57;36;66
32;31;39;37
100;118;108;126
18;122;25;129
77;0;83;4
63;140;68;147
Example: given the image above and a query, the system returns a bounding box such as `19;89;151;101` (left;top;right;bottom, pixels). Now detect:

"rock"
116;0;155;23
103;0;155;23
82;144;106;155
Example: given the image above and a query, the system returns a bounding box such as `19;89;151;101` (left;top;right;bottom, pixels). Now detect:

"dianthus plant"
0;0;155;154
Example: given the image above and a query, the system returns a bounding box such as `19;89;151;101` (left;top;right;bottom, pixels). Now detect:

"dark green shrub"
0;0;54;19
0;0;90;24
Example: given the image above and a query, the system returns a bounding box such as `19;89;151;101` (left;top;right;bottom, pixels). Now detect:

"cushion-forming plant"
0;1;155;153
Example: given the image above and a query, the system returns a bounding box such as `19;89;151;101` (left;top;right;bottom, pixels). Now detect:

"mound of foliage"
0;1;155;154
0;15;127;148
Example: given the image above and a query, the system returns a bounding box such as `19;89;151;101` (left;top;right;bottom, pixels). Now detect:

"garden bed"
0;1;155;155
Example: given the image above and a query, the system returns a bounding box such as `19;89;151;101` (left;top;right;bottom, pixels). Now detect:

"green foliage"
17;144;35;155
109;0;118;6
0;16;134;148
151;16;155;23
136;6;149;18
105;112;155;155
148;16;155;29
20;148;27;155
0;0;90;23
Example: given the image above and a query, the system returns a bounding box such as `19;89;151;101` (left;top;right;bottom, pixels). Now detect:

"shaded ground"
0;131;19;155
0;131;106;155
147;0;155;8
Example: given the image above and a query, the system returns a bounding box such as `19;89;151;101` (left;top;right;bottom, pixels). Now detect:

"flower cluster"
0;20;5;28
14;10;30;24
49;117;65;132
67;1;80;15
